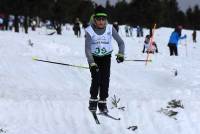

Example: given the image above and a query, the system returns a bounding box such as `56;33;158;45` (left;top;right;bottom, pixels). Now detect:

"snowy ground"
0;26;200;134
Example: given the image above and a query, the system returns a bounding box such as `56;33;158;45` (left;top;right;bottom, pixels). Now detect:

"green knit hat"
94;5;108;17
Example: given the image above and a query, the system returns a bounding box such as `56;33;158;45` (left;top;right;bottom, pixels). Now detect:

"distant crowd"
0;14;197;57
0;14;38;31
0;14;63;33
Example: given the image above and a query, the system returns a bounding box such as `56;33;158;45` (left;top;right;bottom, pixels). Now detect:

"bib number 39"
95;47;107;55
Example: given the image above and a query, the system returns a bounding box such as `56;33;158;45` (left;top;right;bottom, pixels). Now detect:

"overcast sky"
93;0;200;11
177;0;200;11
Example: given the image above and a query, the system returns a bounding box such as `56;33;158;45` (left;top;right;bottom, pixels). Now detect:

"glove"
89;63;99;73
116;53;124;63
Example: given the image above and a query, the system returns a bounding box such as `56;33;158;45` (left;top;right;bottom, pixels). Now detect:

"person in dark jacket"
113;21;119;32
168;26;187;56
73;18;81;37
0;17;3;30
192;29;197;43
85;6;125;113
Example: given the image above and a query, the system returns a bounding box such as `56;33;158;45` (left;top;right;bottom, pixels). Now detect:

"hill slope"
0;27;200;134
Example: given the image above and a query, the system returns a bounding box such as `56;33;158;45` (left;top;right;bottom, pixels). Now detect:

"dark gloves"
116;53;124;63
90;63;99;73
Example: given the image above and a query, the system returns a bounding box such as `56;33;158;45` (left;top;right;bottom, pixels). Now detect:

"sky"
177;0;200;11
93;0;200;11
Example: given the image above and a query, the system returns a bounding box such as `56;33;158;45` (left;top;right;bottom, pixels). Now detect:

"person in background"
168;26;187;56
31;19;37;31
73;18;81;37
0;17;3;30
136;25;140;37
8;19;13;31
113;21;119;32
129;26;133;37
85;5;125;113
192;29;197;43
125;25;129;37
140;26;143;37
142;35;158;54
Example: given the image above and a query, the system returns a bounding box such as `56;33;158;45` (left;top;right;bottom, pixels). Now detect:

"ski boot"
98;99;108;113
88;98;98;112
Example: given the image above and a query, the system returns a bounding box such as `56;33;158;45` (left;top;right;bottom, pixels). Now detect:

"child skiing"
142;35;158;54
85;6;125;113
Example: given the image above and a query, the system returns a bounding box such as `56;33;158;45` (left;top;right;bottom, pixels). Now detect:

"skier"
85;5;125;113
168;26;187;56
142;35;158;54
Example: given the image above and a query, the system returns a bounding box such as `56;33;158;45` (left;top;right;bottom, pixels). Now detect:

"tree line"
106;0;200;30
0;0;199;30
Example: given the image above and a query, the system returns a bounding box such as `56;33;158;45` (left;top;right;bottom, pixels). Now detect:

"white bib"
85;24;113;56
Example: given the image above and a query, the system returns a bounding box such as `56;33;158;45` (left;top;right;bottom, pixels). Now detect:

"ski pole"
145;23;157;66
185;38;188;56
125;59;152;62
32;57;89;69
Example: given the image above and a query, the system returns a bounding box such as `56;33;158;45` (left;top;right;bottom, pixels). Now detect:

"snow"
0;26;200;134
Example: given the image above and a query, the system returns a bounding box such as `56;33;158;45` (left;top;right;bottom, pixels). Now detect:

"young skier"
85;6;125;113
168;26;187;56
142;35;158;54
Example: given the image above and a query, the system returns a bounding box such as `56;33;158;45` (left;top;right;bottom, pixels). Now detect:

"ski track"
0;27;200;134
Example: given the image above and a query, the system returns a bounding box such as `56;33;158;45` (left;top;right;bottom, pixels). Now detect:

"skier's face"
145;38;150;43
94;17;106;29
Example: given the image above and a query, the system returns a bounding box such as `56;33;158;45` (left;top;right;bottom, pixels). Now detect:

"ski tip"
32;57;37;60
90;111;101;124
